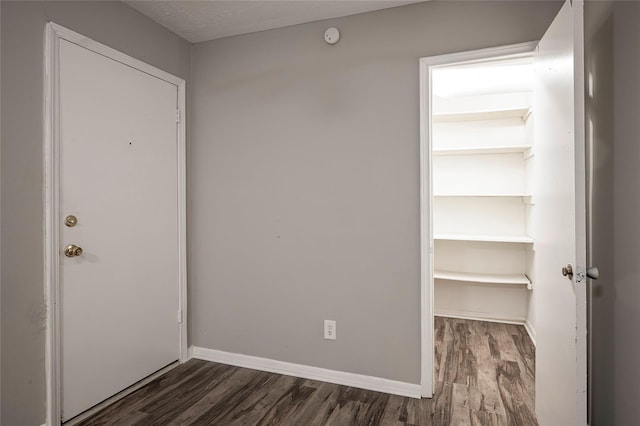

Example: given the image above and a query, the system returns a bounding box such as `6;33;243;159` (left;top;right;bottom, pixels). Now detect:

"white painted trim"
191;346;421;399
418;54;434;398
572;2;588;424
418;41;538;400
525;319;537;347
420;41;539;69
44;22;187;425
177;79;188;363
434;314;537;346
435;313;527;325
47;23;183;86
44;23;61;426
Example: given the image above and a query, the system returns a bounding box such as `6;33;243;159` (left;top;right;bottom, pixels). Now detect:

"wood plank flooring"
75;317;536;425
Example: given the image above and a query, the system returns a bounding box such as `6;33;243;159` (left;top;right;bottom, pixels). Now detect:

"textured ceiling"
124;1;425;43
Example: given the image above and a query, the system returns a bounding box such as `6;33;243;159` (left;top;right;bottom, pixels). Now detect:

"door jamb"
418;41;538;398
44;22;188;425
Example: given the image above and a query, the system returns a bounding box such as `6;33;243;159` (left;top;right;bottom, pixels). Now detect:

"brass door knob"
65;215;78;227
65;244;83;258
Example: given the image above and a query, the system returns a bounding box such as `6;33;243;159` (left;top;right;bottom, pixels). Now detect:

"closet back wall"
190;1;561;383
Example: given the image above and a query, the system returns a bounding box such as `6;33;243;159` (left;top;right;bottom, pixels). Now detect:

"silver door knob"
562;264;573;279
586;266;599;280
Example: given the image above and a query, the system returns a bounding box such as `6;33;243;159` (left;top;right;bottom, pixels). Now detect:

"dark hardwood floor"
75;317;536;425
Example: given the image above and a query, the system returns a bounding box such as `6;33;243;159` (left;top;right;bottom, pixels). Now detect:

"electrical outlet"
324;320;336;340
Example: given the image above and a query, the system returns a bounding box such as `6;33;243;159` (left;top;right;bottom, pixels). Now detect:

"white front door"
533;1;587;424
59;39;181;421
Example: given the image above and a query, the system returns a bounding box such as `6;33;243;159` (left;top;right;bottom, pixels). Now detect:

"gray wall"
586;1;640;424
0;2;191;424
12;0;637;423
585;1;615;423
611;1;640;423
189;1;561;384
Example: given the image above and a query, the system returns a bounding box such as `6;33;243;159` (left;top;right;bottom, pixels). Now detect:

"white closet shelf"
433;108;530;123
434;193;532;198
434;233;534;243
434;269;531;286
432;145;531;156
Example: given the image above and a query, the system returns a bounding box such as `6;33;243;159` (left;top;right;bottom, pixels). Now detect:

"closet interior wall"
432;57;536;326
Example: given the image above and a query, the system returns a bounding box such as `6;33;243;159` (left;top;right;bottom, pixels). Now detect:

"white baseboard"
524;320;537;346
435;313;537;347
435;312;526;325
190;346;421;399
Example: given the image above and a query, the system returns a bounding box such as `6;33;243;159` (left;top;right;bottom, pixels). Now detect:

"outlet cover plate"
324;320;336;340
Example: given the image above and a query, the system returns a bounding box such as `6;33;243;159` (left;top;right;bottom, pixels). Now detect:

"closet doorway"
419;1;587;424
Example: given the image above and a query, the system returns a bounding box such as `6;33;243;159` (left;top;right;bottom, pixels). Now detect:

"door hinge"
176;109;181;123
178;309;183;324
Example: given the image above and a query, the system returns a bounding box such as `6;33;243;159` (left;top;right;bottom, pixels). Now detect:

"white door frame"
43;22;188;425
418;41;538;397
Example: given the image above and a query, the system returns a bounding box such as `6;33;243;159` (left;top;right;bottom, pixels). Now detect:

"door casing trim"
44;22;188;425
418;41;538;398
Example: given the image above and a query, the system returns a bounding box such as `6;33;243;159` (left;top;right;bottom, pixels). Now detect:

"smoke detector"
324;27;340;45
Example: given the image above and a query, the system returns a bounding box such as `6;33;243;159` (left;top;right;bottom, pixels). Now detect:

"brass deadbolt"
65;244;83;258
65;215;78;227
